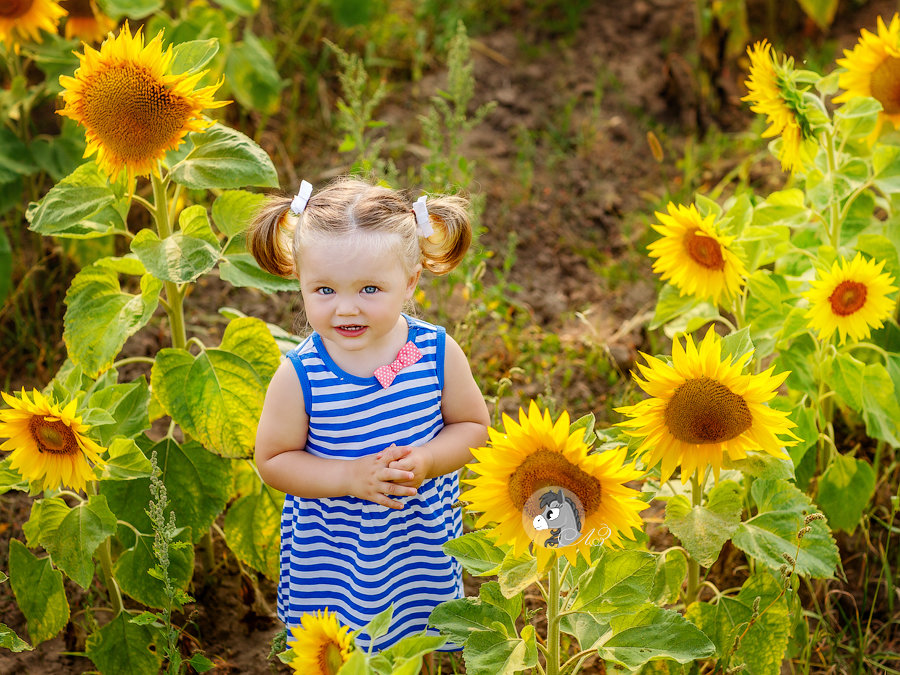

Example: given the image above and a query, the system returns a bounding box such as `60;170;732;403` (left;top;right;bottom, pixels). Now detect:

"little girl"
247;177;490;653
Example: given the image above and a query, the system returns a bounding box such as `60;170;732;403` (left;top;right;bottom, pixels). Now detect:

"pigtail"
418;194;472;275
246;195;298;278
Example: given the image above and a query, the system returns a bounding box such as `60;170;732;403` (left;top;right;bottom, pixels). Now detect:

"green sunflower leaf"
462;628;538;675
815;454;876;534
170;123;278;190
170;38;219;75
569;548;657;612
211;189;267;238
63;262;162;378
7;539;69;646
99;438;154;481
497;548;539;599
225;31;286;115
429;595;513;647
130;205;221;283
87;377;151;446
218;252;301;293
85;609;162;675
732;479;838;578
101;437;231;544
113;528;193;609
223;482;284;579
443;530;505;576
26;161;127;238
650;548;689;605
0;623;32;652
834;96;882;141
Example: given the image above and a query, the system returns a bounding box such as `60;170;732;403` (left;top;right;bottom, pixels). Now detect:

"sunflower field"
2;1;900;674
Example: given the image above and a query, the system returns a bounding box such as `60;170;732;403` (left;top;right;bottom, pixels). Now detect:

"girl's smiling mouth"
334;325;368;337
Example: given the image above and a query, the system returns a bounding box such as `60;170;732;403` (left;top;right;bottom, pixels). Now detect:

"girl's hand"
384;445;433;489
348;445;417;509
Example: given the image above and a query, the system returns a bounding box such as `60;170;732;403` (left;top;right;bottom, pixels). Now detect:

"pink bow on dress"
374;342;422;388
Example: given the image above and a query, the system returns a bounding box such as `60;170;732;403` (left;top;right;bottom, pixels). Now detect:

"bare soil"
3;0;899;673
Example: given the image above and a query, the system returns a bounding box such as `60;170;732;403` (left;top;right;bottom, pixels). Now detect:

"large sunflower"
58;22;228;181
463;401;645;569
287;609;353;675
615;328;797;484
742;40;818;173
0;389;105;493
0;0;67;49
647;202;747;306
834;14;900;141
62;0;116;44
803;253;898;344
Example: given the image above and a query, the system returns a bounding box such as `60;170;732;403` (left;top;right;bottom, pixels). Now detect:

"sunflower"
62;0;116;44
58;22;228;181
834;14;900;141
0;389;105;493
0;0;67;49
615;328;797;484
647;202;747;306
803;253;898;344
463;401;646;568
742;40;818;173
287;609;353;675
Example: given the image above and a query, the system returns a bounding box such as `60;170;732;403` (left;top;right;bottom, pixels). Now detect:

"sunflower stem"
824;128;842;249
546;556;562;675
92;482;124;616
685;472;703;606
150;168;187;352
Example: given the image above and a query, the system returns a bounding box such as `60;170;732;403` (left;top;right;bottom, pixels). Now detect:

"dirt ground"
2;0;898;672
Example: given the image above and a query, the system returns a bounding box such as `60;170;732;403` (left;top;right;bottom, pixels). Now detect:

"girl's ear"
405;264;422;299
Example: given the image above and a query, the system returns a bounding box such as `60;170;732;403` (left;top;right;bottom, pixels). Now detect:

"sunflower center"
508;450;602;517
828;280;868;316
64;0;95;19
665;377;752;444
320;642;344;675
870;56;900;115
29;417;79;455
0;0;33;18
685;230;725;271
78;64;195;165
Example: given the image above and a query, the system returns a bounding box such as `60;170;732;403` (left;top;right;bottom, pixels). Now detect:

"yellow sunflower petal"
0;388;106;493
0;0;67;48
287;608;353;675
616;329;796;484
57;21;229;181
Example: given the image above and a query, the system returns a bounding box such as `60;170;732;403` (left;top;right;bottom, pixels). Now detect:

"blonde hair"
247;177;472;281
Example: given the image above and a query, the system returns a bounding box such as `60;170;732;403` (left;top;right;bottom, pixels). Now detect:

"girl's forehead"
299;233;407;275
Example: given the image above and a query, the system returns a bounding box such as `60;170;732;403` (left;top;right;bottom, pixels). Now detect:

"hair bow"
413;195;433;237
290;180;313;216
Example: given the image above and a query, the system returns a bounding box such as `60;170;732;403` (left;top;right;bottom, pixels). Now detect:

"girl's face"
298;234;420;361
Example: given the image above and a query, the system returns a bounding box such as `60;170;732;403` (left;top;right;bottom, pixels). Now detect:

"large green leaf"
88;377;151;446
170;124;278;190
85;610;161;675
113;528;194;609
26;495;117;589
443;530;505;576
211;190;267;237
27;161;127;238
686;572;789;674
96;0;162;19
834;96;881;141
429;587;517;646
130;205;221;283
224;32;286;114
0;623;31;652
223;483;284;579
827;353;900;446
733;479;838;578
218;252;301;292
650;548;688;605
101;437;232;544
815;454;875;534
496;548;539;599
664;480;742;567
64;262;162;377
151;317;280;457
462;627;537;675
570;548;657;612
100;438;154;481
8;539;69;645
171;38;220;75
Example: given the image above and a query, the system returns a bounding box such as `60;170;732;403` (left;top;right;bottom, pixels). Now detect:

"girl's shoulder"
405;313;446;339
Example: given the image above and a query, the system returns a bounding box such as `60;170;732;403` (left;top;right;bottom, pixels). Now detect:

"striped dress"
278;315;463;651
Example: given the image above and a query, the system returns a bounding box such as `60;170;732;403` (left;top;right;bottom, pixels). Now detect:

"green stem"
685;472;703;606
150;169;187;351
824;129;841;249
546;556;562;675
92;483;123;615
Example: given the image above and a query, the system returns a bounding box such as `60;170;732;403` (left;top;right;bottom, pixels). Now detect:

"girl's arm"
389;335;490;485
255;359;417;509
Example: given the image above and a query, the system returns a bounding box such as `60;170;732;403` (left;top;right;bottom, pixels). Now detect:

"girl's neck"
319;314;410;378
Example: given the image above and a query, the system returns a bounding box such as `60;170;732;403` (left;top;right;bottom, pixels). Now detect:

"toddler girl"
248;177;490;652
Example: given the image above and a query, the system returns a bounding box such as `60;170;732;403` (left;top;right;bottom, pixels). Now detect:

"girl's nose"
335;295;359;315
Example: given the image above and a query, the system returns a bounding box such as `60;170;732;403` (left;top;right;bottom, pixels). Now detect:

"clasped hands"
347;444;433;510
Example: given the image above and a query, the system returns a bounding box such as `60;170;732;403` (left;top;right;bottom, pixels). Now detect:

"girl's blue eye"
362;286;379;294
317;287;334;295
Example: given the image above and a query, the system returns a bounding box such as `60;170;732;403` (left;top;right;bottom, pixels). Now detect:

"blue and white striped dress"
278;315;463;651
